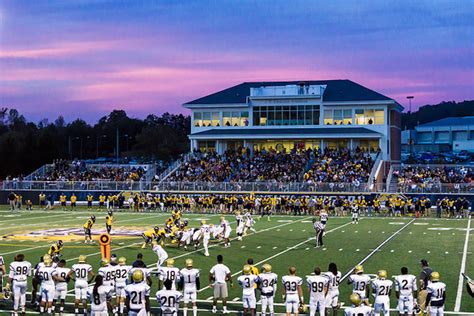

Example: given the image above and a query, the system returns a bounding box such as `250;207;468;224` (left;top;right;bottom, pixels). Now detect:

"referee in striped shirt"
312;218;325;248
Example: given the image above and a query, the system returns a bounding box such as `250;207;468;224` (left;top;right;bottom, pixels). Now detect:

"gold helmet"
78;255;87;263
185;258;193;268
166;258;175;267
354;265;364;274
132;269;144;283
262;263;272;273
431;271;440;281
201;220;207;225
220;216;225;221
100;258;109;267
118;257;127;265
243;265;252;275
350;293;362;306
378;270;387;279
43;256;53;267
298;304;308;313
235;211;241;215
43;254;51;262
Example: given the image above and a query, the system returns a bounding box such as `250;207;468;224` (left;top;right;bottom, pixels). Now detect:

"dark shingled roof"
191;127;380;136
185;80;393;105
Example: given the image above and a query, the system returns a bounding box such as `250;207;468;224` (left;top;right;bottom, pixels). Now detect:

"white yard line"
454;216;472;312
340;218;415;281
198;220;353;293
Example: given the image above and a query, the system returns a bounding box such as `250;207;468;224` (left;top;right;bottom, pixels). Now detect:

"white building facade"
184;80;403;161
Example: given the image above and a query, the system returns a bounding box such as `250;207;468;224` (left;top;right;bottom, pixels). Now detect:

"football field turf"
0;206;472;315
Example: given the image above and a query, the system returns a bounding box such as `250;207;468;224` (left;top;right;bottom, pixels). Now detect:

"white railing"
368;152;381;189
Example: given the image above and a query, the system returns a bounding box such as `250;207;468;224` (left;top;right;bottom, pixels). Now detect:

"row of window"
193;108;385;127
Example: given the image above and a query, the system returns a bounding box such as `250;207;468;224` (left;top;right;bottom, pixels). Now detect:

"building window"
202;112;211;127
324;110;333;125
223;112;231;127
194;112;202;127
212;112;220;127
355;109;384;125
253;105;320;126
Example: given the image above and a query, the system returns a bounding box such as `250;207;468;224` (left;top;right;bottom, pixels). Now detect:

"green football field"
0;206;472;315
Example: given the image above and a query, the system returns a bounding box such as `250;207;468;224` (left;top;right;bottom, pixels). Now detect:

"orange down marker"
99;233;111;261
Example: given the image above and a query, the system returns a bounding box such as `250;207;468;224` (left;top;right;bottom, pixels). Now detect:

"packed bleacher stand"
393;165;473;192
32;159;147;181
168;148;311;182
303;148;374;186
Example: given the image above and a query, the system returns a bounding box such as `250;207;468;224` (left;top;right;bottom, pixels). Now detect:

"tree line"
0;109;190;179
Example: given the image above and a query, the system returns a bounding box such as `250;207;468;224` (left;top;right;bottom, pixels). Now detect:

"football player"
244;211;257;235
238;265;260;316
282;266;305;316
98;258;115;289
153;240;169;267
351;204;359;224
347;265;371;305
371;270;393;316
220;216;232;248
236;211;245;241
324;263;341;316
70;255;94;315
36;255;63;314
125;269;151;315
344;293;372;316
114;257;132;316
156;279;183;316
105;211;113;234
200;220;211;257
312;218;325;248
83;215;96;244
47;240;64;262
394;267;418;316
141;226;159;249
158;259;180;290
259;263;278;316
426;272;446;316
129;260;152;286
306;267;329;316
8;254;32;315
53;259;70;314
88;274;113;315
179;258;200;316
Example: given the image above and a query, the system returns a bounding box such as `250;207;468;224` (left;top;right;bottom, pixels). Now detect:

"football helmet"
166;258;175;267
262;263;272;273
132;269;144;283
185;259;193;267
350;293;362;306
354;265;364;274
118;257;127;265
78;255;87;263
91;215;96;221
100;258;109;267
378;270;387;279
431;271;440;281
298;303;308;313
243;265;252;275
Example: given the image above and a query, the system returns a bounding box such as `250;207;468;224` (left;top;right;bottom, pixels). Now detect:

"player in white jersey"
282;266;305;316
152;240;169;267
220;216;232;247
236;211;245;240
259;263;278;316
347;265;371;302
320;210;328;226
238;265;260;315
344;293;373;316
129;261;152;286
394;267;418;316
114;257;132;315
98;258;116;289
125;269;151;316
244;211;256;235
36;255;63;314
426;272;446;316
156;279;183;316
370;270;393;316
351;205;359;224
306;267;329;316
69;255;94;315
178;259;200;316
53;259;71;314
159;259;180;290
88;274;113;315
324;262;341;315
200;220;211;256
180;228;195;250
8;254;32;315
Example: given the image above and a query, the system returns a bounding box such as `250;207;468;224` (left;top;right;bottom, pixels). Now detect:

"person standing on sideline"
209;255;232;314
418;259;432;314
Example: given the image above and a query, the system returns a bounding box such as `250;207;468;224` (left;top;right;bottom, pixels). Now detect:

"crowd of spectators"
303;148;374;186
32;159;147;182
168;147;375;185
394;165;473;192
168;148;311;183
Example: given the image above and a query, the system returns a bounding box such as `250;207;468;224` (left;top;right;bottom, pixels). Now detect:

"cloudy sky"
1;0;473;122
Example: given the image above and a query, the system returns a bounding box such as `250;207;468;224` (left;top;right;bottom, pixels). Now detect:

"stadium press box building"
184;80;403;161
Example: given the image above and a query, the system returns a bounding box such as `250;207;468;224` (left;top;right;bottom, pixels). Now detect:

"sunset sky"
1;0;473;122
